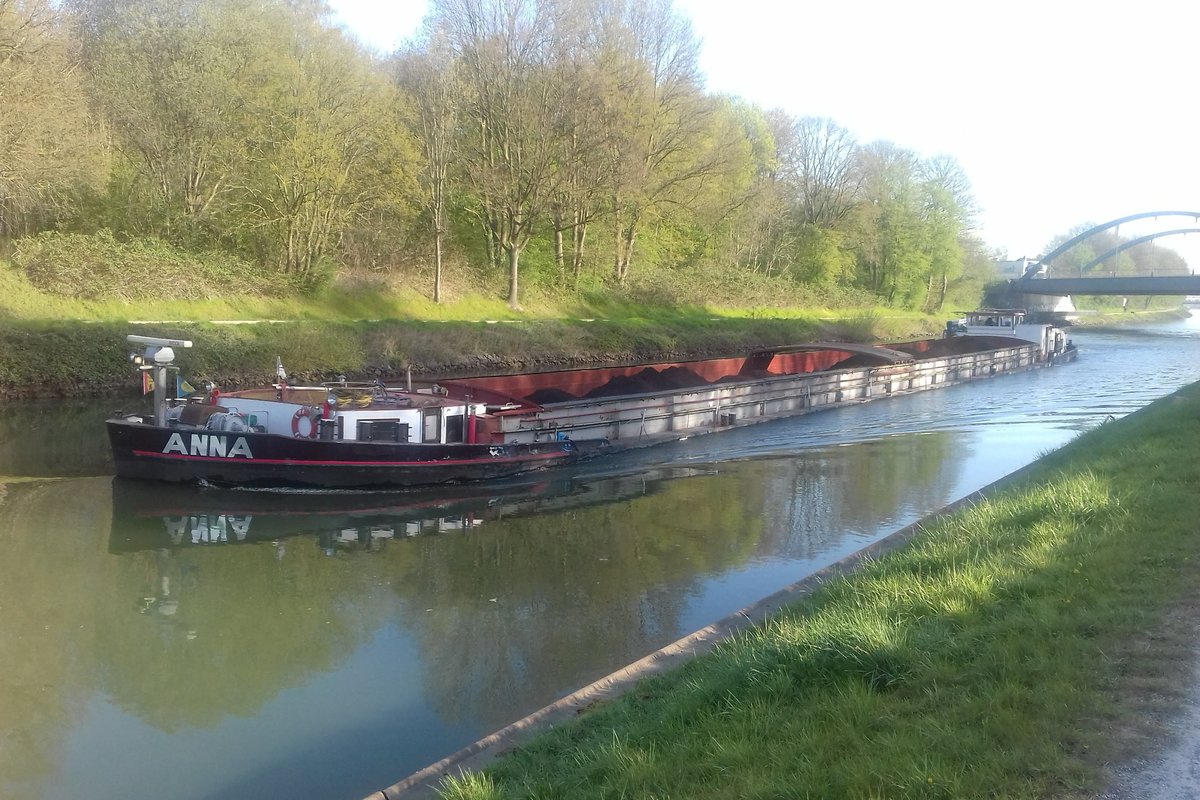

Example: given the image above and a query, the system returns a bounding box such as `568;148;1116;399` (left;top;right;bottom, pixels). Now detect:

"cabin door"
422;408;442;443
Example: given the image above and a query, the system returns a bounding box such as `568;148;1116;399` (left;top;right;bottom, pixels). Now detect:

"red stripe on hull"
129;449;569;468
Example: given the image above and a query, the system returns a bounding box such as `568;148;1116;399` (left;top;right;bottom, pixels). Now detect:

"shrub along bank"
0;313;938;398
437;382;1200;799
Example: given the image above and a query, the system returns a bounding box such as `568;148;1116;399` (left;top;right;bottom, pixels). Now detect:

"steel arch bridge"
1016;211;1200;296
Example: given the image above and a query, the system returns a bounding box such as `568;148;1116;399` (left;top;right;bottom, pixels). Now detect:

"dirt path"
1093;604;1200;799
1097;679;1200;798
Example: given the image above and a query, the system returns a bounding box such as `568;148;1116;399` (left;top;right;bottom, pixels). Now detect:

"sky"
327;0;1200;267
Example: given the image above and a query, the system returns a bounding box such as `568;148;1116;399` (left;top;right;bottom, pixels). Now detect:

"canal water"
3;315;1198;800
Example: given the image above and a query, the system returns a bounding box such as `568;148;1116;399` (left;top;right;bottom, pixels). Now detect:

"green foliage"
0;320;132;390
791;224;855;286
1;0;1007;313
0;1;106;235
12;231;294;300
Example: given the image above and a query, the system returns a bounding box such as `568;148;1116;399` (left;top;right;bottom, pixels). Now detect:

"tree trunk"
552;208;565;272
572;219;588;283
617;223;637;285
613;206;623;282
433;228;443;303
431;196;445;302
507;242;522;309
922;272;937;314
481;220;497;272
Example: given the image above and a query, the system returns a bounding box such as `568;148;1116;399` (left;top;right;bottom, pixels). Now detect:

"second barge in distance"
108;315;1075;489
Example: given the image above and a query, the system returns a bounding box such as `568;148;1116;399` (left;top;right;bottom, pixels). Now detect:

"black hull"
106;419;580;489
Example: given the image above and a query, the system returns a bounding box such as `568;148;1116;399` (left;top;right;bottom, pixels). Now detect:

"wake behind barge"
108;320;1074;489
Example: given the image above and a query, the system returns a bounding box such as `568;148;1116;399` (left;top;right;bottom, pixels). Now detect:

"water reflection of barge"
107;471;684;553
109;326;1072;490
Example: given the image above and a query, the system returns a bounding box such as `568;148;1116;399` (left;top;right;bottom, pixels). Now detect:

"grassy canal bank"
3;308;1183;399
423;380;1200;799
0;312;939;398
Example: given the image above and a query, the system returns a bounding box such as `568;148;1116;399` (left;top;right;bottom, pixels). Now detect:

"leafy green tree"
543;0;618;284
1128;240;1187;275
792;224;855;286
851;142;927;305
716;113;857;288
0;0;105;236
76;0;281;241
944;237;1001;311
240;8;418;281
599;0;720;285
716;103;792;276
4;0;1002;311
917;155;974;312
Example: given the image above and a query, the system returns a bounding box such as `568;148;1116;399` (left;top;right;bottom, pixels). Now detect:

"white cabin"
946;309;1071;360
172;384;489;445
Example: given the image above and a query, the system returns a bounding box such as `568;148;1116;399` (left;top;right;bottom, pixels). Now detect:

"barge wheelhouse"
107;336;579;489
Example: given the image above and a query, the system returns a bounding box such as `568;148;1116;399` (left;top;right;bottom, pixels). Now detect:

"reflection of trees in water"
0;437;966;796
0;478;116;797
757;433;960;559
391;472;769;729
94;538;397;730
0;398;115;478
0;476;401;798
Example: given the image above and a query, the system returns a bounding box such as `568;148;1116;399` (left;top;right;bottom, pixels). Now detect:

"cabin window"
422;409;442;443
445;414;465;443
357;419;409;443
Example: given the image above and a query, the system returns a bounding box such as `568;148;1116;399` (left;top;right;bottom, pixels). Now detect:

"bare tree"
544;0;613;283
785;116;860;227
394;32;460;302
433;0;562;309
598;0;714;284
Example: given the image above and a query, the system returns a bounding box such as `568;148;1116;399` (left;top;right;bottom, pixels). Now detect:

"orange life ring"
292;406;319;438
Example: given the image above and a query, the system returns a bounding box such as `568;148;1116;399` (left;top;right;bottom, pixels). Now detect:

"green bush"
12;230;295;300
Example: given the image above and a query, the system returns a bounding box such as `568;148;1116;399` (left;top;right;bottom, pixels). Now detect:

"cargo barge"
107;321;1074;489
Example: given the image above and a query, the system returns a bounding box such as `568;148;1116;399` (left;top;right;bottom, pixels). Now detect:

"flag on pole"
176;374;196;397
141;370;154;395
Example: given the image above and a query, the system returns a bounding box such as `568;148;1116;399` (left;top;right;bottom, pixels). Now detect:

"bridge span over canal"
1017;274;1200;296
1016;211;1200;297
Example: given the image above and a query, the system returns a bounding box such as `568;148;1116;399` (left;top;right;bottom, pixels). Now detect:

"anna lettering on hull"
162;432;254;459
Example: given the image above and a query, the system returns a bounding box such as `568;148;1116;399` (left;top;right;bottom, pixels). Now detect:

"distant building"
995;256;1075;317
995;256;1044;279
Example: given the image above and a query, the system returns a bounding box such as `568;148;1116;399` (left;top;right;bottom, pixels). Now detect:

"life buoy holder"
292;406;319;438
